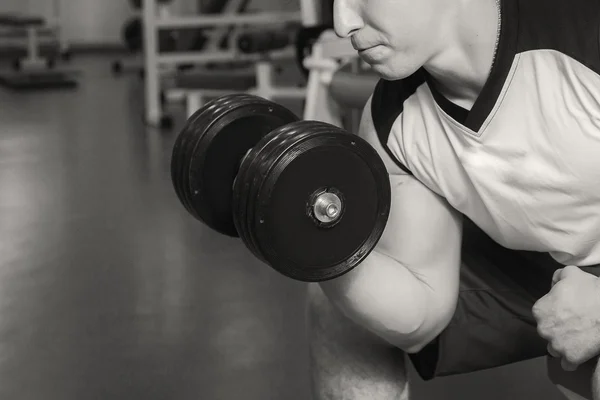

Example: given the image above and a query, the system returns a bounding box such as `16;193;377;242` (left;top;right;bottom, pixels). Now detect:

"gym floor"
0;56;567;399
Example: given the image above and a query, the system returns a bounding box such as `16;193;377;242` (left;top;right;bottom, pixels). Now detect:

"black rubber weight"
173;95;246;218
232;127;282;260
246;122;333;272
171;102;216;214
233;123;309;261
252;121;391;282
244;123;323;266
173;94;299;236
187;100;299;236
172;95;234;211
179;94;260;217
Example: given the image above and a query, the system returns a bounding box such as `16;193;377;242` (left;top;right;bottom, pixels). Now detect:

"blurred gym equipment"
141;0;324;127
111;0;248;78
170;23;307;118
0;10;77;90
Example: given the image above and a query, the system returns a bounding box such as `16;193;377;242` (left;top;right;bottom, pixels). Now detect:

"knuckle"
547;344;560;357
551;281;568;296
552;341;567;357
552;268;563;279
564;265;579;273
532;302;546;321
564;352;580;365
532;301;542;316
564;349;582;364
536;324;549;339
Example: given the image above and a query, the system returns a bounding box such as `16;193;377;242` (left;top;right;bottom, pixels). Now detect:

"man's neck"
423;0;501;110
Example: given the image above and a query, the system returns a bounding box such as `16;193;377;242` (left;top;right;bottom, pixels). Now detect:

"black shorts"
408;218;600;381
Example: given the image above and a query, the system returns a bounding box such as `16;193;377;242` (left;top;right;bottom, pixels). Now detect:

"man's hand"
532;265;600;371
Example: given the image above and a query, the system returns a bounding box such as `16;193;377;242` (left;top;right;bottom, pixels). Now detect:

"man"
307;0;600;398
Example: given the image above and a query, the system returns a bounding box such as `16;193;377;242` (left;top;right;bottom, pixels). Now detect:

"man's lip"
357;45;380;52
358;45;380;52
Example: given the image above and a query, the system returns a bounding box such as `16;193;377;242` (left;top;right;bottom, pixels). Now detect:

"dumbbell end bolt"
313;192;343;224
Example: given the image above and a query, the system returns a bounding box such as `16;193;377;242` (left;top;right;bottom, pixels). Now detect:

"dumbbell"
170;94;391;282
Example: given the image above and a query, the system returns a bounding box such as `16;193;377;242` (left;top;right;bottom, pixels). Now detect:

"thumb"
552;265;581;286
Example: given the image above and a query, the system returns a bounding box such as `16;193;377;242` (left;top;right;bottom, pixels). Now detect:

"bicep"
359;95;463;275
377;174;463;298
359;96;463;336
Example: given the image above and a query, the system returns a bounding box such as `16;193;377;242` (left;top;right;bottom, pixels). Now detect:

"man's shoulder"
370;69;427;141
372;70;427;110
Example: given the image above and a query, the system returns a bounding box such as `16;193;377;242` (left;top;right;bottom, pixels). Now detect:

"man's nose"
333;0;363;38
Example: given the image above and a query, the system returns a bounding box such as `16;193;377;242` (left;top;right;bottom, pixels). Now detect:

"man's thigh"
307;283;410;399
409;219;562;380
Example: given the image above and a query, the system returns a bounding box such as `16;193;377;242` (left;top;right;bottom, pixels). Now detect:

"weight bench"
0;13;78;90
171;60;305;117
0;13;47;69
166;25;307;117
170;66;256;116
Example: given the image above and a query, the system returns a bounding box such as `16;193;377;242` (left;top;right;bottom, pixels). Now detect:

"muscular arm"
319;96;463;353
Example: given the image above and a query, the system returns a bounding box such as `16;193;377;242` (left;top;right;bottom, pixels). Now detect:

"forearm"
318;249;458;353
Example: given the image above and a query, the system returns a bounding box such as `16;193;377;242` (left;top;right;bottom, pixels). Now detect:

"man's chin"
368;64;414;81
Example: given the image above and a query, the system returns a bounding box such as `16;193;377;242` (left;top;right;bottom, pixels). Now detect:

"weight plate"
180;95;299;236
243;123;323;266
246;124;312;261
250;121;391;282
178;94;260;217
172;94;245;217
244;122;335;272
232;127;281;260
233;123;309;260
178;94;290;231
240;120;326;269
171;102;214;214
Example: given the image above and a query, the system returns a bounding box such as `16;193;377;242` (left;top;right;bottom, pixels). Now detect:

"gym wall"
1;0;23;14
4;0;136;45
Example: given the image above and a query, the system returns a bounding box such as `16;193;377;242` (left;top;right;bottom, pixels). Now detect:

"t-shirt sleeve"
370;71;427;175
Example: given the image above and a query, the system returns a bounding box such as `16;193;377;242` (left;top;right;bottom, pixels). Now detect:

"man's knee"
307;282;396;371
307;282;330;323
307;283;367;342
307;283;342;337
307;283;410;399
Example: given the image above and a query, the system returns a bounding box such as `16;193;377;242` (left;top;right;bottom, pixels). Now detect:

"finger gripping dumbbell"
170;94;391;282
